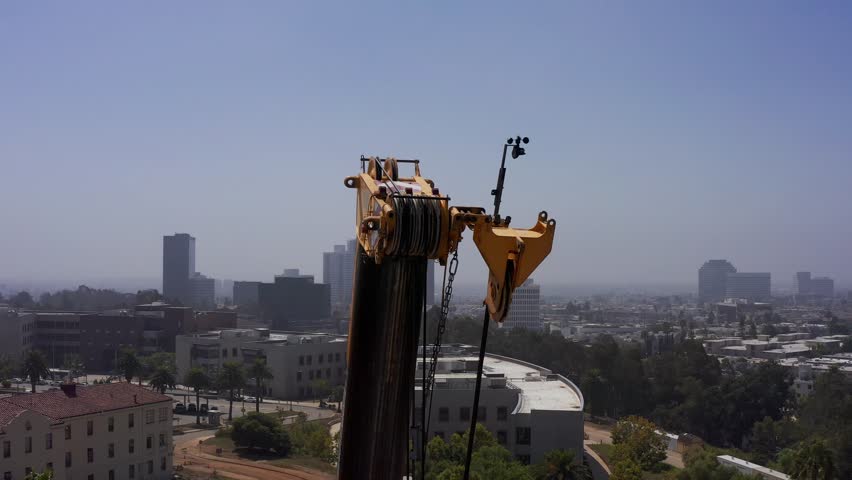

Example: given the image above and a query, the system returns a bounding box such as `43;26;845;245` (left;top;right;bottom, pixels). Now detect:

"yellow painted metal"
345;159;556;321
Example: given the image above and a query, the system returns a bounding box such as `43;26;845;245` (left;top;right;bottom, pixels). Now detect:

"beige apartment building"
176;328;348;399
0;383;173;480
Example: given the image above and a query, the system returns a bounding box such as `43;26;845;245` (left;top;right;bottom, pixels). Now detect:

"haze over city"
2;2;851;291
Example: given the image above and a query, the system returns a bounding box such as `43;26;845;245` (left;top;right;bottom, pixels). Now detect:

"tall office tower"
163;233;196;304
698;259;737;302
725;272;771;301
504;278;542;331
794;272;812;295
189;273;216;309
258;273;331;329
810;277;835;297
323;239;357;312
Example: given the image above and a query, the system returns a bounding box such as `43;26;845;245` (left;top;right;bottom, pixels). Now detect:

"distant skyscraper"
323;240;357;312
504;278;542;331
259;271;330;329
189;273;216;309
810;277;834;297
725;272;771;301
698;259;737;302
794;272;812;295
163;233;196;304
233;281;261;307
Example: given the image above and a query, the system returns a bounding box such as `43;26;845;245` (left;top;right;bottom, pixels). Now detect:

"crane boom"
338;150;556;479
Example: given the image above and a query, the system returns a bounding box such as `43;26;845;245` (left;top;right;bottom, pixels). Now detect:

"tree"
311;379;332;400
148;368;175;394
0;354;16;385
677;447;748;480
217;361;246;420
423;424;531;480
780;439;836;480
248;357;273;412
135;289;162;305
610;459;642;480
287;412;336;462
611;416;667;471
24;471;53;480
116;349;142;383
21;350;50;393
531;449;592;480
184;368;210;424
62;355;85;382
749;417;801;465
10;291;35;308
231;412;291;455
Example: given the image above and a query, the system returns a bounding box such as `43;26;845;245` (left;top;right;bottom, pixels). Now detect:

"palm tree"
21;350;50;393
540;449;592;480
148;368;176;394
788;439;836;480
216;362;245;420
184;368;210;424
248;357;274;412
62;355;85;382
116;349;142;383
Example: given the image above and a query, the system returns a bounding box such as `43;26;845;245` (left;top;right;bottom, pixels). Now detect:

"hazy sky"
2;2;851;291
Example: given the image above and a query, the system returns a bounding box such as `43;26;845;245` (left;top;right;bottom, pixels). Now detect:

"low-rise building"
0;383;173;480
413;347;584;465
175;329;347;399
0;307;36;359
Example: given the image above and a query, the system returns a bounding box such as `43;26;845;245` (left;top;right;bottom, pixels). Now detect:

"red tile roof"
0;383;171;422
0;404;27;429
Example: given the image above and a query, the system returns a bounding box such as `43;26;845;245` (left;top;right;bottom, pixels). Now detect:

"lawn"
589;444;679;480
201;434;336;474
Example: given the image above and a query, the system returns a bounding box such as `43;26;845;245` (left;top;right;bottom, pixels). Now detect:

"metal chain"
424;250;459;432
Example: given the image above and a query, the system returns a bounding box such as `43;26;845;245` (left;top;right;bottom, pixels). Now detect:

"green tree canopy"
184;367;210;424
231;412;290;455
148;368;175;394
216;361;245;420
611;416;668;471
116;349;142;383
21;350;50;393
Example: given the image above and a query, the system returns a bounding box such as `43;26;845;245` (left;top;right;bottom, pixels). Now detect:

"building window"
25;468;31;476
478;406;486;421
128;439;135;454
438;407;449;422
3;472;10;480
87;419;94;436
161;456;167;471
306;355;312;365
222;348;228;358
318;354;324;364
146;436;153;449
129;464;135;479
108;417;114;432
128;413;135;428
335;353;341;362
25;436;32;454
497;406;508;421
460;407;471;422
65;452;72;467
326;368;331;378
299;355;304;366
232;348;237;357
516;427;531;445
108;443;115;458
297;371;302;381
46;462;53;472
159;433;166;447
309;370;314;380
25;420;31;431
65;425;72;439
2;441;9;458
159;407;168;422
87;474;93;480
109;469;115;480
87;447;93;463
45;433;53;450
147;460;153;474
497;431;507;444
145;409;155;424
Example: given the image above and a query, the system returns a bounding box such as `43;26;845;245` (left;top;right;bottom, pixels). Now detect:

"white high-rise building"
504;278;541;331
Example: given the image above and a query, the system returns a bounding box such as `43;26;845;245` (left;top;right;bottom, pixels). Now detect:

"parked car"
187;403;197;413
174;403;186;414
208;406;219;413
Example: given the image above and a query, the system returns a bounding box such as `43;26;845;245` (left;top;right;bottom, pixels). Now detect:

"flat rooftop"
419;353;583;413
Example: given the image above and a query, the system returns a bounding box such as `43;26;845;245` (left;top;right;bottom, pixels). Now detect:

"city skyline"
2;2;851;289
